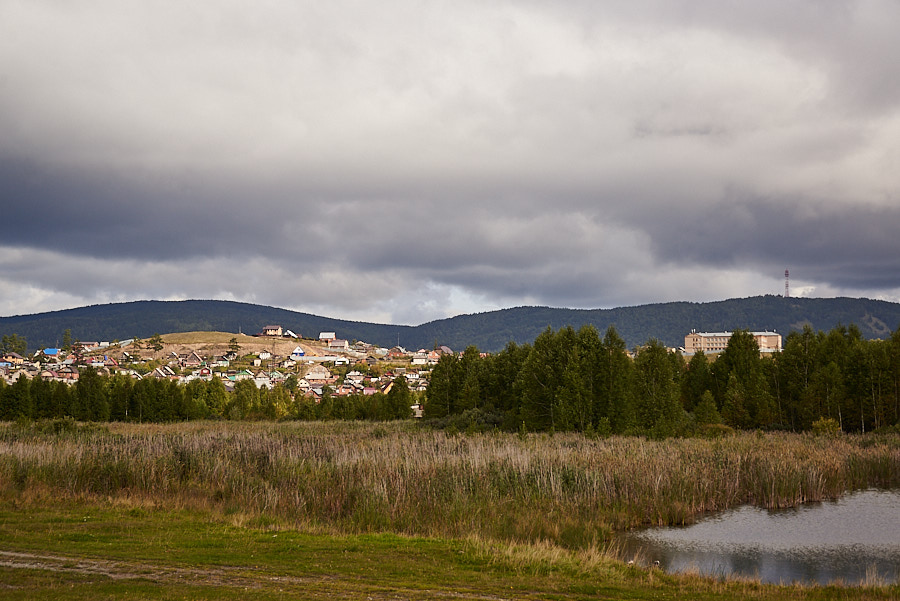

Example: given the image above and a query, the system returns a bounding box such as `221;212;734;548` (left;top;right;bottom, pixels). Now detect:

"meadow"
1;420;898;598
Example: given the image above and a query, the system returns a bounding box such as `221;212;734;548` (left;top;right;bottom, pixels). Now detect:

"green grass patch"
0;501;898;600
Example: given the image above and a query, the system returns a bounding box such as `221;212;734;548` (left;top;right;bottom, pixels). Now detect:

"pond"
617;489;900;585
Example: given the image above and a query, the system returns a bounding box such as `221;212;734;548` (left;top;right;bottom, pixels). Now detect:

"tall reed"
0;421;897;547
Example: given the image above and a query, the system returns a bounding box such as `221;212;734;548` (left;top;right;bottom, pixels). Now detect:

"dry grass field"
103;331;329;360
1;421;898;599
2;421;897;542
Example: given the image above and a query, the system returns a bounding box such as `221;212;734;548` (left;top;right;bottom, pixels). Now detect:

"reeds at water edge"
1;420;897;547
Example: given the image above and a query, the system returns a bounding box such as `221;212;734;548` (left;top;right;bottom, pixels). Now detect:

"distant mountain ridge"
2;296;900;353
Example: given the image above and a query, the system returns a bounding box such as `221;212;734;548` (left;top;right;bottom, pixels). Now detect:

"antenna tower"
784;269;790;298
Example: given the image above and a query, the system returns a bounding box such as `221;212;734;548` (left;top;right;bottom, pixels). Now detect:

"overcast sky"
2;1;900;325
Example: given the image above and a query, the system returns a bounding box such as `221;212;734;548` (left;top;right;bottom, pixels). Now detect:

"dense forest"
0;372;413;424
425;324;900;435
4;295;900;352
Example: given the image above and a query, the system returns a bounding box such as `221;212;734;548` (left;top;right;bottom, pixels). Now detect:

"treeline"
0;370;413;423
5;323;900;434
425;324;900;434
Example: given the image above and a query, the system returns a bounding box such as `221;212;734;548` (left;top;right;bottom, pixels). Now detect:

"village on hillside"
1;325;783;392
0;325;469;416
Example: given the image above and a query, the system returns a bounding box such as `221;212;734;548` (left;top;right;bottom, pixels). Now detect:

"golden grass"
0;421;897;548
160;331;257;344
150;331;318;356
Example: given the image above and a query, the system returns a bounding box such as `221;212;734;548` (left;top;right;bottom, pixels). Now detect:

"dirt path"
0;550;517;600
0;549;317;587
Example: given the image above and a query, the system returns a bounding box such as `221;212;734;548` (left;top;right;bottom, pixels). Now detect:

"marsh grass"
0;421;897;548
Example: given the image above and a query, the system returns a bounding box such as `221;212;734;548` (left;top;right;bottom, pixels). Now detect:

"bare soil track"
0;550;516;600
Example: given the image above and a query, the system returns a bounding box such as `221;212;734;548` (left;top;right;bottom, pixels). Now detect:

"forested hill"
419;295;900;352
2;295;900;353
0;300;417;354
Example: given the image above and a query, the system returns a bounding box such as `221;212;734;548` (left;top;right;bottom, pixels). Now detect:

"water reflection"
618;489;900;585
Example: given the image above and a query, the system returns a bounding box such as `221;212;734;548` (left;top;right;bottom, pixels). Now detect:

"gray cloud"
2;1;900;323
645;197;900;286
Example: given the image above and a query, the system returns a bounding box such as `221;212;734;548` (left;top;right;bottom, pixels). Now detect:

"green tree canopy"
0;333;28;356
148;333;165;352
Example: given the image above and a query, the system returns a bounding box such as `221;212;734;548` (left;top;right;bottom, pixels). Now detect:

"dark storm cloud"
1;159;230;259
0;158;346;263
2;1;900;322
643;197;900;288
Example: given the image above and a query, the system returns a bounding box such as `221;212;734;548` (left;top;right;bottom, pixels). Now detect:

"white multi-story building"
684;330;782;354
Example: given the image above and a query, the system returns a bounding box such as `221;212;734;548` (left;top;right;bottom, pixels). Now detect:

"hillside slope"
415;295;900;351
2;295;899;353
0;300;414;354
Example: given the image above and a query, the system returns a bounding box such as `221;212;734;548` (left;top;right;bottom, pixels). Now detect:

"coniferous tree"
0;333;28;356
50;380;71;419
713;330;774;428
633;339;681;435
481;341;529;420
1;376;32;420
424;354;458;418
721;373;751;429
681;351;712;412
148;333;165;353
694;390;722;426
29;377;52;419
385;376;413;420
601;326;635;434
130;378;151;422
61;329;73;353
517;326;573;431
74;367;108;421
457;347;483;412
555;326;603;431
316;385;334;420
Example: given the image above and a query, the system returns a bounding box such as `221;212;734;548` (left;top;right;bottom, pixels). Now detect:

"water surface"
618;489;900;585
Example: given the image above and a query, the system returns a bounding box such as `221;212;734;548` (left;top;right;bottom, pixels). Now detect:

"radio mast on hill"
784;269;790;298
